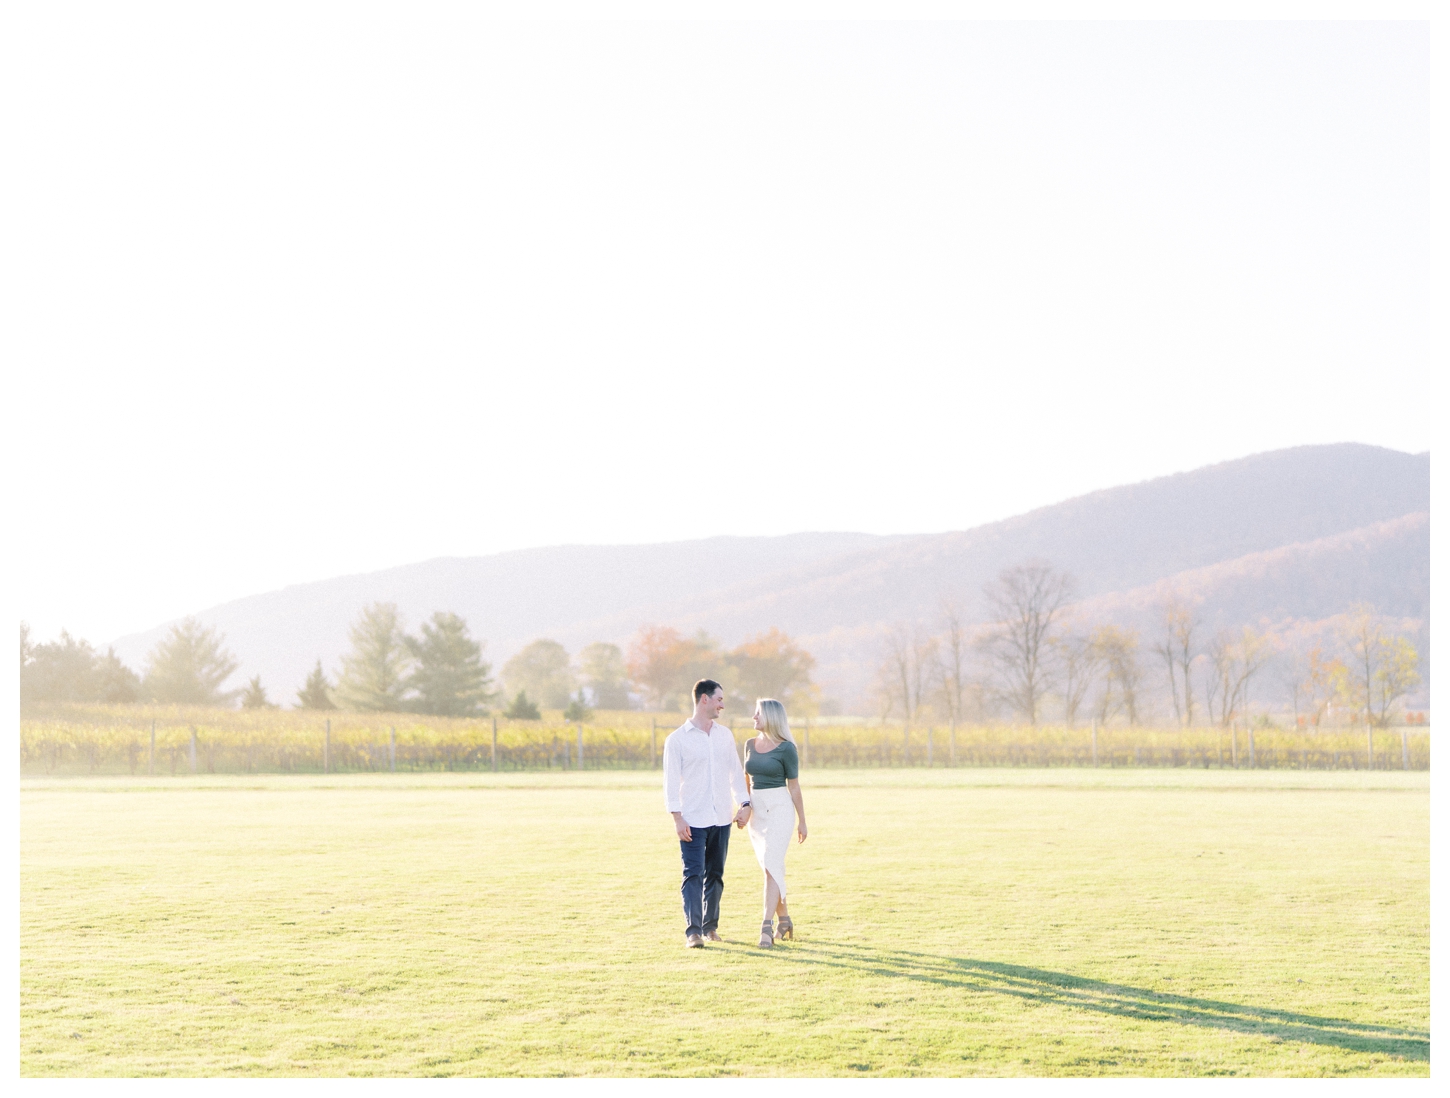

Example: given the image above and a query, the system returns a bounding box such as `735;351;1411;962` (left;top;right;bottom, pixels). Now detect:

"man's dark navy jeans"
679;823;730;937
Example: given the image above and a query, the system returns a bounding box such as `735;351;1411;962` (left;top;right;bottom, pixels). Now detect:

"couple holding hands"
662;679;808;949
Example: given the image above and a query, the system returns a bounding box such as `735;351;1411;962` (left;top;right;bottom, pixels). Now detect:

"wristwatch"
740;801;751;808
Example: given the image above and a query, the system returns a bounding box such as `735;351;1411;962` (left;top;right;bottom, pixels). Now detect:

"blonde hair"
756;698;794;744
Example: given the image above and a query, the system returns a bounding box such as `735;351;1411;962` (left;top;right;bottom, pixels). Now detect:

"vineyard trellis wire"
19;704;1431;776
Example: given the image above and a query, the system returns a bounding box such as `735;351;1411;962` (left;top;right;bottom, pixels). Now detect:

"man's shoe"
706;930;722;942
685;934;705;948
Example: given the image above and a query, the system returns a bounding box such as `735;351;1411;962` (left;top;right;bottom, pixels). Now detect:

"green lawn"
20;768;1428;1076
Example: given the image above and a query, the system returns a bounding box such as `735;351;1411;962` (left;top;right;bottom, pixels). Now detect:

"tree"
626;625;719;711
577;642;631;709
979;561;1073;724
875;625;936;724
335;602;412;712
502;639;575;710
562;690;594;722
19;626;143;706
241;674;277;709
144;618;239;705
21;630;100;704
934;600;973;724
1051;628;1101;727
1091;626;1143;726
1203;626;1269;727
726;628;817;713
295;659;337;710
96;647;142;702
1291;644;1344;727
1372;636;1420;727
1337;604;1418;728
405;611;493;717
504;690;541;720
1152;595;1198;727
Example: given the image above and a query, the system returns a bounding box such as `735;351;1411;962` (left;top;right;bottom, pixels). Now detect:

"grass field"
21;769;1428;1076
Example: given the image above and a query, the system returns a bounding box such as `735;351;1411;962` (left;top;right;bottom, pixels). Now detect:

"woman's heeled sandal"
758;919;774;948
775;915;793;940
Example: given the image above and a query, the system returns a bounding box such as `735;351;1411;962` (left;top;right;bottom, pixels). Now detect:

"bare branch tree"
935;599;971;723
877;624;936;725
1203;626;1269;727
1151;595;1198;727
1050;627;1101;728
1090;625;1142;726
1338;603;1382;728
979;561;1074;725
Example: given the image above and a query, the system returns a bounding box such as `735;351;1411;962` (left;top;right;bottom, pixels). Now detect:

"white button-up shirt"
662;719;750;828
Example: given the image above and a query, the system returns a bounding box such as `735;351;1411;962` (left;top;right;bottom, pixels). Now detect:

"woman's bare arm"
787;777;807;842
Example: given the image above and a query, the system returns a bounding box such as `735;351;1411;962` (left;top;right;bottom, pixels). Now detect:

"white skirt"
746;785;794;899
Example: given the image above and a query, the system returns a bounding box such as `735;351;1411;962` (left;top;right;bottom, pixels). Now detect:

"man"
662;678;751;948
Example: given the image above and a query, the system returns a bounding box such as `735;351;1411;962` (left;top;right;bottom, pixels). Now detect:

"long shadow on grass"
770;942;1428;1062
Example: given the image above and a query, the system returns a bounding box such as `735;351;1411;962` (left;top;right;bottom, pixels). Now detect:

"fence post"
803;718;810;768
1366;722;1374;770
1091;719;1097;767
577;723;584;771
926;727;933;767
1248;725;1255;768
950;720;957;767
903;724;910;767
189;726;197;774
390;725;396;772
149;719;156;776
491;716;498;773
651;718;657;769
1401;727;1409;771
1231;723;1238;768
324;718;331;774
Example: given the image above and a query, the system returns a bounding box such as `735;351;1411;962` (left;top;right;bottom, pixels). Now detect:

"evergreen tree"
241;674;276;709
504;690;541;720
562;690;593;722
335;602;412;712
405;611;493;717
96;647;142;703
295;659;337;710
144;618;239;705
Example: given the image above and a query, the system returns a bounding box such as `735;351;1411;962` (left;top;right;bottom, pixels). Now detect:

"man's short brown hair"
693;679;722;704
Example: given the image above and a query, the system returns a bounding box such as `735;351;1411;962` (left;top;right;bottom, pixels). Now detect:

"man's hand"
734;805;752;828
673;812;691;842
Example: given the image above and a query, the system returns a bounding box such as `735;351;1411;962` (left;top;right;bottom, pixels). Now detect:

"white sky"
7;15;1432;646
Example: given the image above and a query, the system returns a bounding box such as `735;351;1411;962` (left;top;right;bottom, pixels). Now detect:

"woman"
742;697;808;948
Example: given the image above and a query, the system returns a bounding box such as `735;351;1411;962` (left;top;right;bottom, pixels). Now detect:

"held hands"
734;805;752;828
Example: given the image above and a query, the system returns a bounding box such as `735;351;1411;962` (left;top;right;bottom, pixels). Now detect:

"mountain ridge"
109;443;1429;712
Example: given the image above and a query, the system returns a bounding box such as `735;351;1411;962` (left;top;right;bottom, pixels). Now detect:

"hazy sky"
10;18;1431;646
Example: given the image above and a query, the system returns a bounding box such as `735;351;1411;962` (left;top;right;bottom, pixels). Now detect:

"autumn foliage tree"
626;626;719;711
725;628;818;714
1336;604;1421;727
